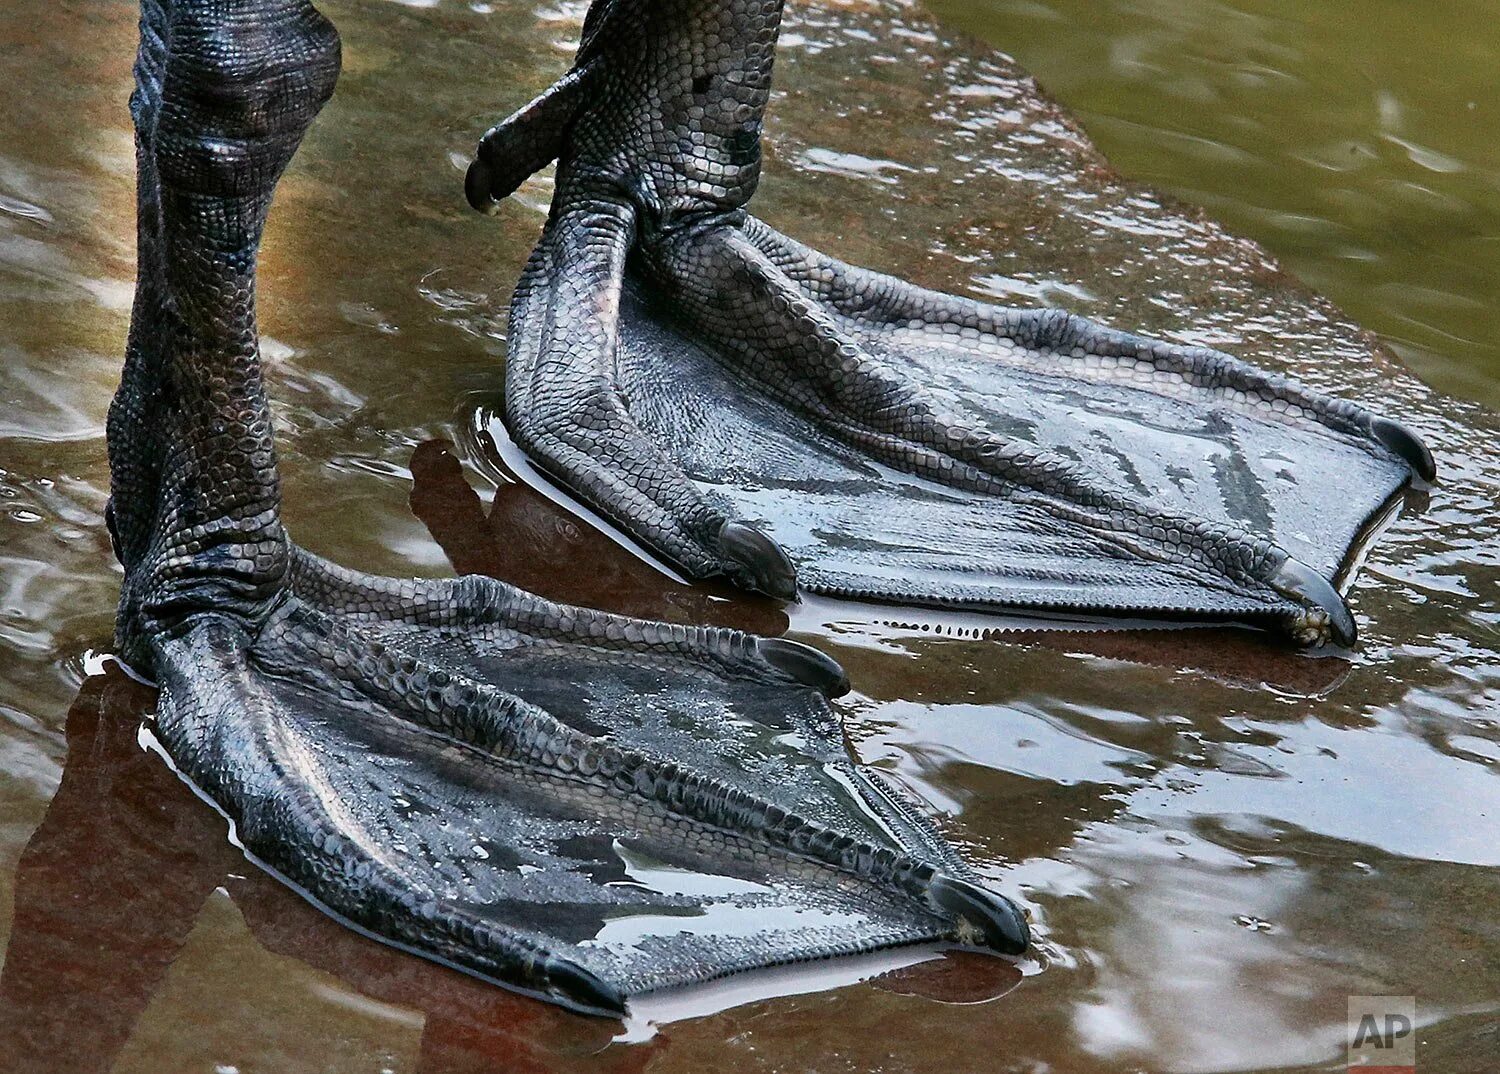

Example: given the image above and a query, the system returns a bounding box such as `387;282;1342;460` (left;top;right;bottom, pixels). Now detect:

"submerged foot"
107;0;1028;1016
469;0;1433;648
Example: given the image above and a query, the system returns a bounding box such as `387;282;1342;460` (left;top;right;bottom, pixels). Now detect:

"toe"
719;520;798;600
928;873;1030;956
542;955;628;1015
464;158;503;216
1370;416;1436;481
756;636;850;697
1269;556;1357;648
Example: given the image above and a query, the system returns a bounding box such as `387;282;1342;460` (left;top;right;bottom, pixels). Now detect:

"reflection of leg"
408;440;496;579
0;672;230;1074
416;1010;654;1074
408;439;790;632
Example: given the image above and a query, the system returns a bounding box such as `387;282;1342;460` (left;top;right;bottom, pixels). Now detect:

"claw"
104;500;122;564
1370;416;1436;482
927;873;1030;956
1269;556;1356;648
718;520;798;600
464;158;503;216
756;636;850;697
541;954;628;1015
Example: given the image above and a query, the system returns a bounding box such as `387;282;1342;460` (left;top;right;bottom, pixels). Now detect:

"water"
1;0;1496;1071
926;0;1500;411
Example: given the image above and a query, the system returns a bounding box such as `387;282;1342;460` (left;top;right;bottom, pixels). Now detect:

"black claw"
928;874;1030;956
1370;416;1436;482
756;636;851;697
104;499;122;564
1270;556;1357;648
718;520;798;600
542;955;628;1015
464;158;503;216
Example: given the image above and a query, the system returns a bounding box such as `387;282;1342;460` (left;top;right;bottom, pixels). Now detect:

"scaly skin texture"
107;0;1029;1017
469;0;1435;648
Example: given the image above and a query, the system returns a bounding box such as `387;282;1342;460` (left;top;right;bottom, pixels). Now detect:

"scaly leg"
638;213;1356;644
468;0;1432;647
107;0;1028;1017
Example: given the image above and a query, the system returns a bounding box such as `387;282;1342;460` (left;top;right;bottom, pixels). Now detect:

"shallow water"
1;0;1496;1071
927;0;1500;412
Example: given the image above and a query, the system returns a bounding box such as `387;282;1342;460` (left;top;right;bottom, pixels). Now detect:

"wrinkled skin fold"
106;0;1028;1017
468;0;1435;648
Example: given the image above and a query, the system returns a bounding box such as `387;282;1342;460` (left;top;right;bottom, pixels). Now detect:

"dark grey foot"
468;0;1430;649
108;0;1026;1016
153;552;1022;1013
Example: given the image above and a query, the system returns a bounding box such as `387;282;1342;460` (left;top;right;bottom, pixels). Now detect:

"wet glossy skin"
1;0;1496;1071
95;0;1029;1016
472;0;1429;648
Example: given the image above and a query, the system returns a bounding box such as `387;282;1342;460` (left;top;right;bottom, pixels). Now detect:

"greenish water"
927;0;1500;408
0;1;1496;1072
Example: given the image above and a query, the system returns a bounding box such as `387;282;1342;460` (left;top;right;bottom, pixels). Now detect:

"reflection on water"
0;0;1496;1071
0;670;653;1073
926;0;1500;410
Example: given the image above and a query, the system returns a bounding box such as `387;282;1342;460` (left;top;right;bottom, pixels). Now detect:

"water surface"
928;0;1500;409
1;1;1496;1071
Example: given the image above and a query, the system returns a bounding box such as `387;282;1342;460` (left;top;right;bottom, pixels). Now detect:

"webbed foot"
469;0;1433;648
109;0;1027;1016
154;551;1024;1014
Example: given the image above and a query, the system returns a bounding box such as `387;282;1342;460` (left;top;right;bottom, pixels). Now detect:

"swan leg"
106;0;1028;1017
466;0;1430;647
